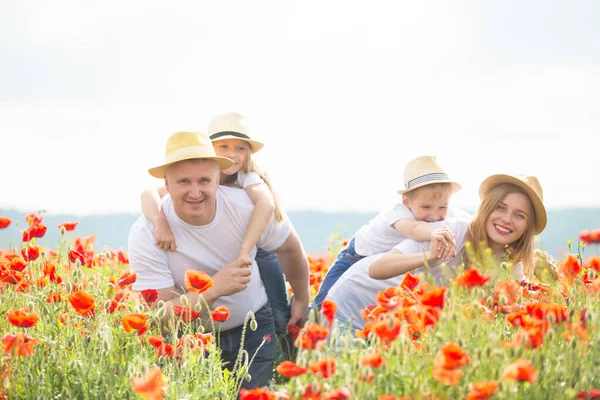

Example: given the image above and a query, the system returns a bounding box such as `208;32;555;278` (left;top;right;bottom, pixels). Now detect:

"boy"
312;155;469;308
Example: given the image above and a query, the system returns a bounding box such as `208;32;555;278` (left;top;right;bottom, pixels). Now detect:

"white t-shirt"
128;186;292;331
236;171;264;189
328;218;471;331
354;203;472;256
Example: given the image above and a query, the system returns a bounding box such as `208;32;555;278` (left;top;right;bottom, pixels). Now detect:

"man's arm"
273;229;310;326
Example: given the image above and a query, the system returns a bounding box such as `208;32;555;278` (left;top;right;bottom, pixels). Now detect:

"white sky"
1;1;599;216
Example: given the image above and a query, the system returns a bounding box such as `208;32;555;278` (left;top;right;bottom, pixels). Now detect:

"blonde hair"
404;182;453;201
467;183;537;276
222;146;284;222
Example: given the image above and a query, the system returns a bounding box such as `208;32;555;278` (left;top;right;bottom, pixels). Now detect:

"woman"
325;174;546;332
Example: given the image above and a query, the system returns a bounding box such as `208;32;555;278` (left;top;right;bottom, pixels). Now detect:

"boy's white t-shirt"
354;203;472;256
128;186;291;331
236;171;264;189
328;218;471;331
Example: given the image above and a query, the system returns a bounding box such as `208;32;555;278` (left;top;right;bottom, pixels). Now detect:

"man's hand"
287;296;309;328
212;257;253;297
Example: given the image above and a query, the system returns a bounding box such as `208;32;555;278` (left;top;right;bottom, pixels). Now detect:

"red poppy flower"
25;213;42;226
501;359;538;382
432;365;463;386
299;323;330;350
156;343;175;358
361;351;386;368
0;217;11;229
57;221;79;232
400;272;420;291
20;246;40;262
421;286;446;309
466;381;500;400
117;271;137;288
377;287;400;309
46;292;62;303
373;317;401;342
287;323;301;343
28;224;47;239
148;335;165;348
559;254;582;283
6;308;39;328
276;361;309;377
122;313;149;335
239;388;276;400
117;250;129;264
184;270;213;293
210;306;230;322
68;291;96;317
323;387;352;400
69;249;85;265
131;366;166;400
454;267;492;289
321;299;337;327
172;305;200;322
577;389;600;400
141;289;159;305
2;332;40;357
434;342;471;370
10;258;27;272
309;358;336;378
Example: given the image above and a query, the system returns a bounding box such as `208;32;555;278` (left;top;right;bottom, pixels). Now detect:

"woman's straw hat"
208;112;264;153
478;174;547;234
397;156;462;194
148;131;233;179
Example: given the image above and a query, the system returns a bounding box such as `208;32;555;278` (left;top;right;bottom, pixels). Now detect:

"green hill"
1;208;599;259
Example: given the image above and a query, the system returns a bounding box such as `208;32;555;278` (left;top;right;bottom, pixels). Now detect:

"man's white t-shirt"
128;186;291;331
328;218;471;331
236;171;264;189
354;203;472;256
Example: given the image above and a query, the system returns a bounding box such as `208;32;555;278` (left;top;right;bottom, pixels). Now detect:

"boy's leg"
312;238;364;309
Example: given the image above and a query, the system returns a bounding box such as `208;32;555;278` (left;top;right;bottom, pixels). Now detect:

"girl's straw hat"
208;112;265;153
148;131;234;179
397;156;462;194
478;174;547;234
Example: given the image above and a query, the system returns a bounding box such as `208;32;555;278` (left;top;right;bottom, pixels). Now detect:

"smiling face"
402;184;452;222
212;139;250;176
485;192;532;253
164;159;220;226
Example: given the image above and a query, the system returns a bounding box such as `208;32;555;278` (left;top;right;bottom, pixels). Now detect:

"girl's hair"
467;183;537;276
404;182;453;201
222;146;284;222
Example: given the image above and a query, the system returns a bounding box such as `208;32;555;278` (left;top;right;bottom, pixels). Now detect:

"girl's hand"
154;219;177;251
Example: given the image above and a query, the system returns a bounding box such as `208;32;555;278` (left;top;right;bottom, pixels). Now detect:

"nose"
188;182;202;199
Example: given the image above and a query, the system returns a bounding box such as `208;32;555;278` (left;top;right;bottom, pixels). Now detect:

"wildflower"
172;305;200;322
21;246;40;262
466;381;499;400
361;351;386;368
6;308;39;328
210;306;230;322
558;254;582;283
432;342;470;386
141;289;159;306
299;323;329;350
322;387;351;399
239;388;276;400
420;286;446;309
577;389;600;399
117;271;137;288
131;366;166;400
148;336;165;348
57;221;78;231
309;358;336;378
68;291;96;317
25;213;42;226
373;317;401;342
321;299;337;328
0;217;11;229
2;332;40;357
122;313;149;335
500;359;538;382
276;361;309;377
69;249;85;265
46;292;62;303
117;250;129;264
454;267;492;289
184;270;213;293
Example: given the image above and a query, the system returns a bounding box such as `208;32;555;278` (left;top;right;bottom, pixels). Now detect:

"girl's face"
212;139;249;175
485;192;532;253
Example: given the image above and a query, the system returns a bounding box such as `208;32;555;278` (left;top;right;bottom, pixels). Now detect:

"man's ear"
164;175;169;191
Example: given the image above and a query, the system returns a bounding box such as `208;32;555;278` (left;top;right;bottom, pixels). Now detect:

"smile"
494;224;512;234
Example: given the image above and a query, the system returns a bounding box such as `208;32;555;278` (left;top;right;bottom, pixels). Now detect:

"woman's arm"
239;183;275;258
140;186;176;251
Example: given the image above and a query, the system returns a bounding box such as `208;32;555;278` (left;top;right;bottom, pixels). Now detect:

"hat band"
406;173;450;189
209;131;251;140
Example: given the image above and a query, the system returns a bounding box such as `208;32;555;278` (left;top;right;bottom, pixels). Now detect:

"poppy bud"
180;294;188;306
250;318;258;331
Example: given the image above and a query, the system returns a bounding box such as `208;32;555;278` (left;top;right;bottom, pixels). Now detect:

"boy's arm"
239;183;275;258
141;186;176;251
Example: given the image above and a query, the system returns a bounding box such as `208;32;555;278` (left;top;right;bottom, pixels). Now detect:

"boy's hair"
222;146;284;222
467;183;536;276
403;182;454;201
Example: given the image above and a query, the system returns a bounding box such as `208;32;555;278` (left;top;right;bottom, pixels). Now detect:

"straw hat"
208;112;264;153
148;131;234;179
478;174;547;234
397;156;462;194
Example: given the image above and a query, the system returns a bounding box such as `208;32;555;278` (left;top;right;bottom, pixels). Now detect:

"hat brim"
148;156;234;179
210;135;264;154
397;181;462;195
478;174;547;234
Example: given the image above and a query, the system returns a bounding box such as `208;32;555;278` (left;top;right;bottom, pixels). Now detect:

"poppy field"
1;215;600;400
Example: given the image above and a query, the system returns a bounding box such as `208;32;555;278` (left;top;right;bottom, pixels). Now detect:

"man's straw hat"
478;174;547;234
397;156;462;195
148;131;233;179
208;112;264;153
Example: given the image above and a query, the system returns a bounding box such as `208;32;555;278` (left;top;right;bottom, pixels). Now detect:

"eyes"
218;144;247;151
177;178;211;185
495;204;527;220
420;205;448;210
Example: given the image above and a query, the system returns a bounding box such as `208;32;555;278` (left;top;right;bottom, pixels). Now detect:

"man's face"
165;159;220;226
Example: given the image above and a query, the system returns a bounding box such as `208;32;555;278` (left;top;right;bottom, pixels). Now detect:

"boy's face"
402;187;451;222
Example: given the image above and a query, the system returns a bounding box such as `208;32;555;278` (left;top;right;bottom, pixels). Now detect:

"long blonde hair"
222;146;284;222
467;183;537;276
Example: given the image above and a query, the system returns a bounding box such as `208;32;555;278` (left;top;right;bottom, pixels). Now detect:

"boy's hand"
154;219;177;251
429;227;456;261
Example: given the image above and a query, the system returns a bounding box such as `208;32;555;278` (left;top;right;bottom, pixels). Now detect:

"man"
128;130;310;389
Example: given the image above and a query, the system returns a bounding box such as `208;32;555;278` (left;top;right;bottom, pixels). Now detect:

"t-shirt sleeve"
236;171;265;189
128;217;175;291
256;215;292;253
383;203;415;226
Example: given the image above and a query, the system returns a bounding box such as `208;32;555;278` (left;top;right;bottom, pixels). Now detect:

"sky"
1;1;599;216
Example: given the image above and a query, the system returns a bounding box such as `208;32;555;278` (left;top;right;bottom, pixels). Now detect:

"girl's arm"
240;183;276;258
140;186;177;251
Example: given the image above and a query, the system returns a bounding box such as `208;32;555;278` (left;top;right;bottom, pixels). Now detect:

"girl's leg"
255;248;291;336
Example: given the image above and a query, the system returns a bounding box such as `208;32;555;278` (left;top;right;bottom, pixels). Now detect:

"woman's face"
485;192;532;253
212;139;249;175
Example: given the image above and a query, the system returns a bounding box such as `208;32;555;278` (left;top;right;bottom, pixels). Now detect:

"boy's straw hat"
208;112;264;153
478;174;547;234
397;156;462;195
148;131;233;179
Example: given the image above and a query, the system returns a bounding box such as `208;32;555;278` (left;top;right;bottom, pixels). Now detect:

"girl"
141;112;291;341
